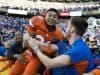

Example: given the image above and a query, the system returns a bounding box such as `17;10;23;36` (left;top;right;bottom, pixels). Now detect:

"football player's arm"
29;38;58;56
36;40;58;51
27;16;38;38
29;16;37;27
28;38;70;68
35;40;48;47
36;50;71;69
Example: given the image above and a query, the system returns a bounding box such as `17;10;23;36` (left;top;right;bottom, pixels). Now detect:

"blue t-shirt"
64;38;94;74
52;40;69;75
52;38;94;75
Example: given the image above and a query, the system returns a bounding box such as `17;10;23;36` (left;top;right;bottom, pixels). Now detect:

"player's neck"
46;25;56;32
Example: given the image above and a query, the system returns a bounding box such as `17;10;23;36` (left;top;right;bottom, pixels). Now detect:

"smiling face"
45;11;58;26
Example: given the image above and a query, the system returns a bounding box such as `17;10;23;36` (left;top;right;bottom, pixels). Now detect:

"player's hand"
28;38;40;53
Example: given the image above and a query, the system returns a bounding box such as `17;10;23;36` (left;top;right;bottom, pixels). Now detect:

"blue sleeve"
64;46;88;64
57;41;69;55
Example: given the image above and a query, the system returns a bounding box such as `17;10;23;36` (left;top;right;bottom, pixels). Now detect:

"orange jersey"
18;16;64;75
9;16;64;75
27;16;64;42
27;16;64;55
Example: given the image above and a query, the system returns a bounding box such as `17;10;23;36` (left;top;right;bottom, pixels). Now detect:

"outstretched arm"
28;38;71;69
36;50;71;69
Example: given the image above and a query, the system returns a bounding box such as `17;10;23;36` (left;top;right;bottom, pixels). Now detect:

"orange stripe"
74;61;89;75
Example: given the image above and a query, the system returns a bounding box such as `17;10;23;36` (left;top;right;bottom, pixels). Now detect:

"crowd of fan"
0;15;68;44
0;15;29;49
0;15;99;53
0;15;28;40
0;15;99;75
17;5;100;15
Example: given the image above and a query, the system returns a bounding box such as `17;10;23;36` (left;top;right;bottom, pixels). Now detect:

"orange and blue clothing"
22;16;64;75
65;38;94;75
9;16;64;75
51;40;69;75
52;38;94;75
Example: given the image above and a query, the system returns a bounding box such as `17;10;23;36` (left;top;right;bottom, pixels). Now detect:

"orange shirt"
27;16;64;42
27;16;64;55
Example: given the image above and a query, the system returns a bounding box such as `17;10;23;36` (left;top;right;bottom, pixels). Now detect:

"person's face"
65;21;75;40
45;11;58;26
